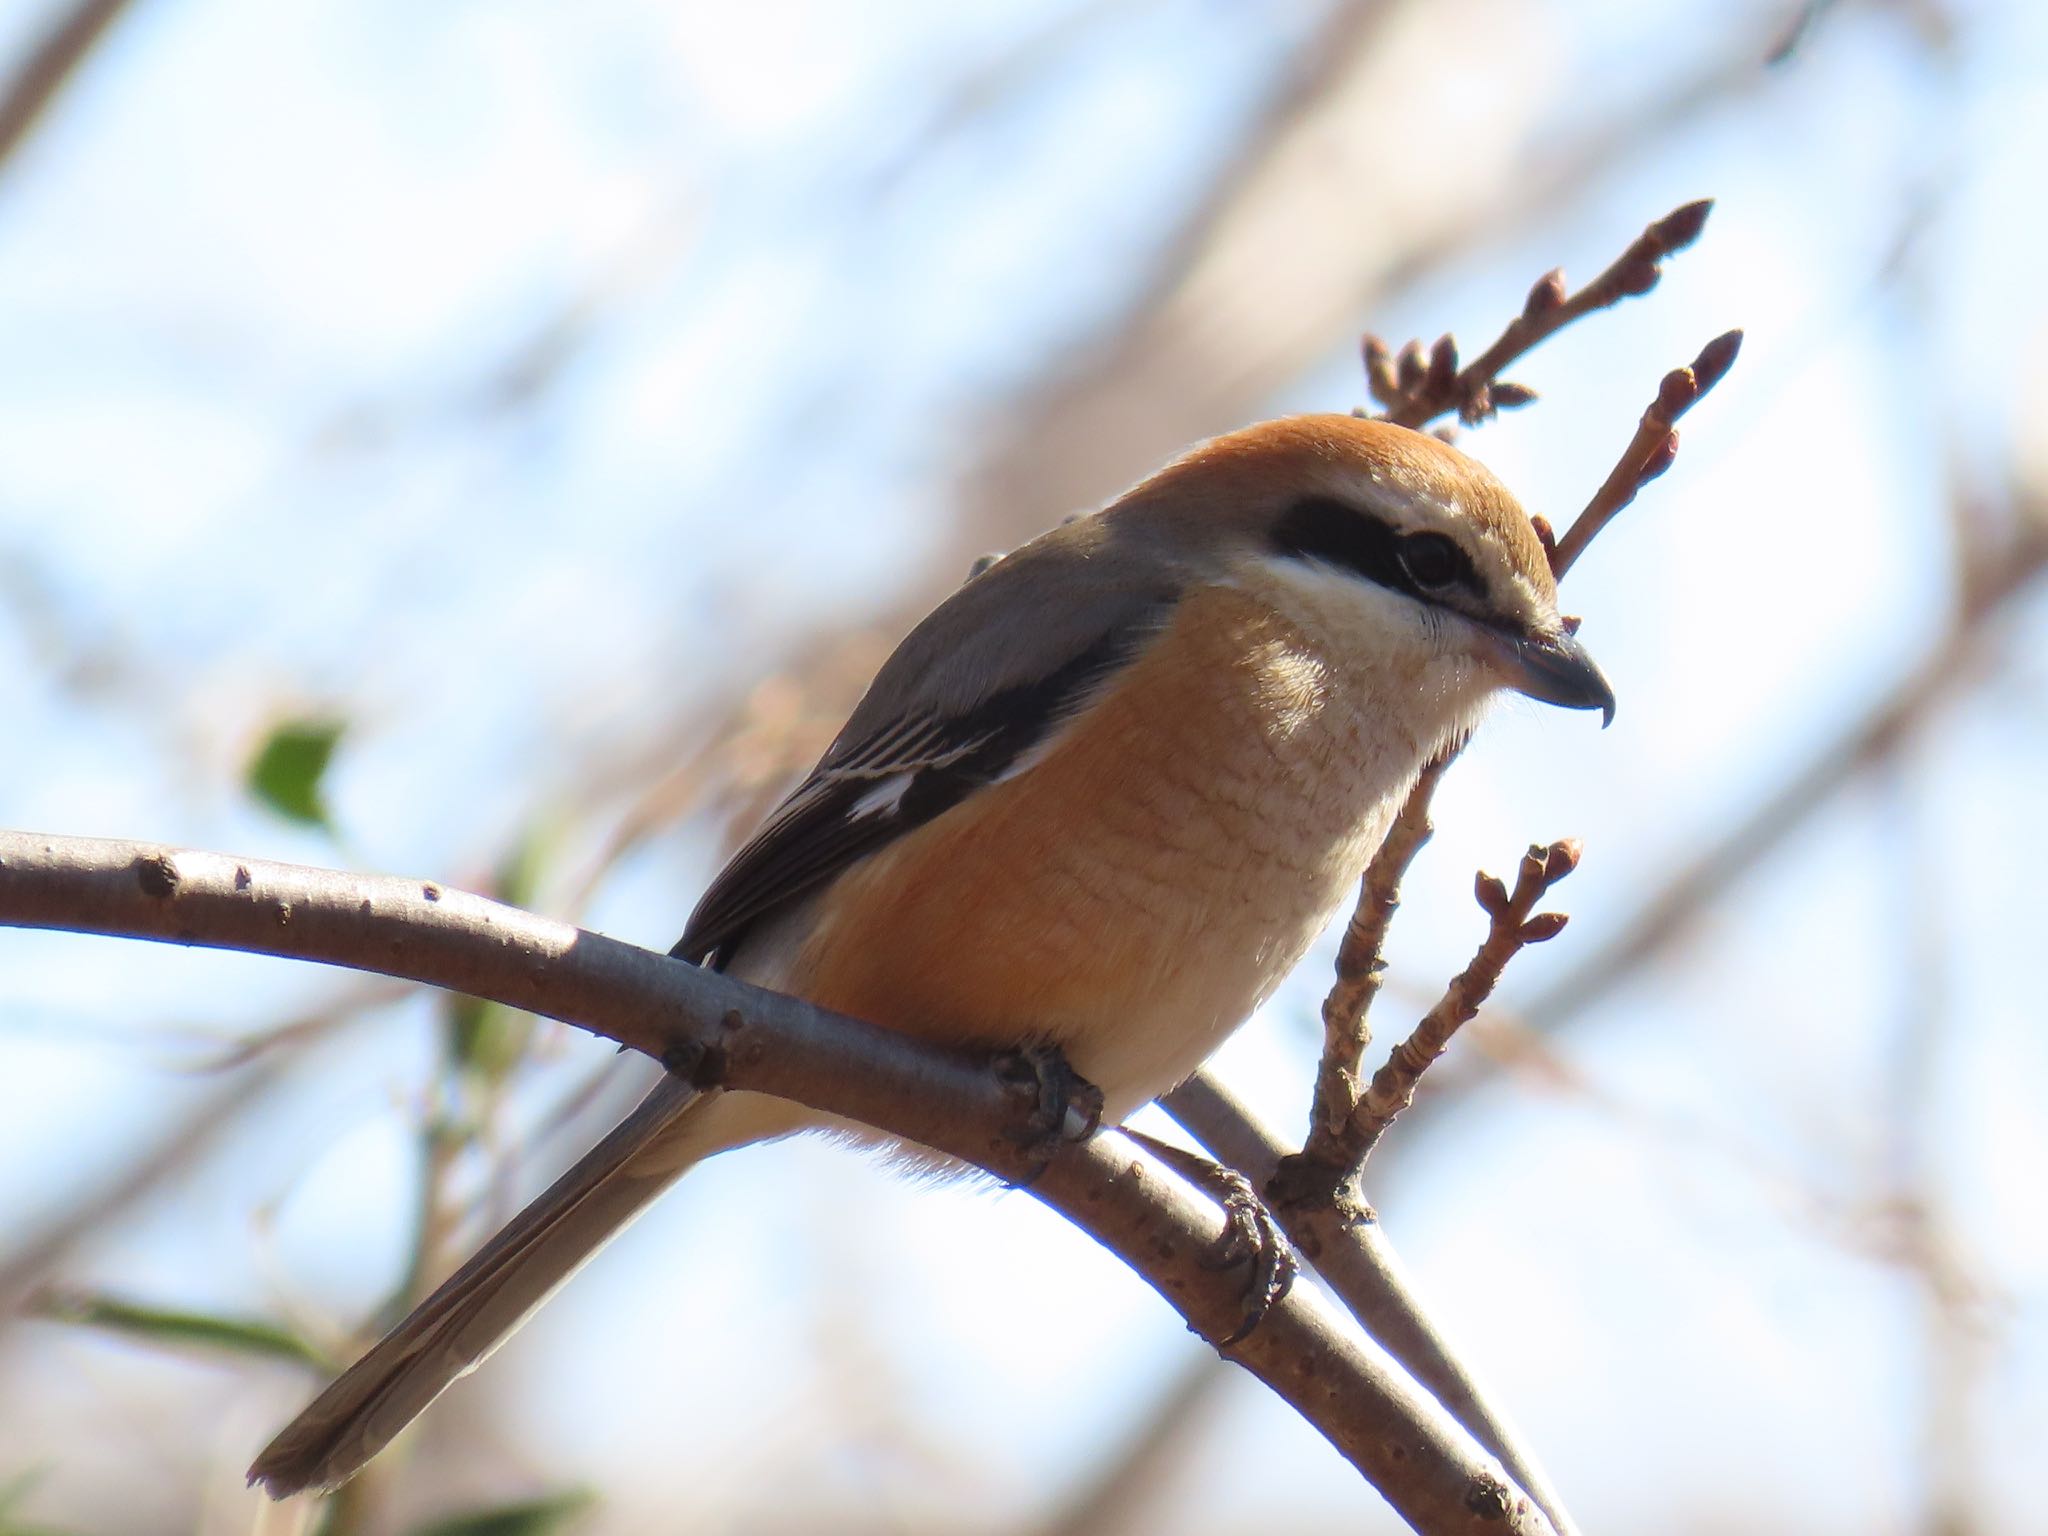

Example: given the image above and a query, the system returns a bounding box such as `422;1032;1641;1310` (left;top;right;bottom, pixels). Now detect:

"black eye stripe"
1269;497;1486;604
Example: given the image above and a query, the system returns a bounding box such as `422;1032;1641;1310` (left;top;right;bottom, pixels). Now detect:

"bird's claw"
1193;1162;1296;1345
1125;1132;1297;1344
995;1044;1104;1183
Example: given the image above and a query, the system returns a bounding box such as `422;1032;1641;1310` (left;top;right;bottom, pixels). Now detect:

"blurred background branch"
2;0;2043;1531
0;0;133;175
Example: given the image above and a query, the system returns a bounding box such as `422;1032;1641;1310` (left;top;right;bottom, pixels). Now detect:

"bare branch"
1309;313;1743;1159
1301;220;1744;1178
1297;308;1731;1169
1373;200;1716;430
1302;753;1448;1163
1352;840;1579;1163
1167;1072;1579;1536
1550;329;1743;575
0;831;1554;1536
1208;204;1742;1536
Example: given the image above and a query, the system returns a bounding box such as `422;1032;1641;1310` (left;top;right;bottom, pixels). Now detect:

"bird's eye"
1398;532;1464;592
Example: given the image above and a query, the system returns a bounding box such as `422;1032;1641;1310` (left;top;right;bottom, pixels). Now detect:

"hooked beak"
1493;627;1616;727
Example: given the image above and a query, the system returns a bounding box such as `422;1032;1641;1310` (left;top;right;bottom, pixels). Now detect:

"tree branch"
1302;753;1448;1162
1149;208;1744;1536
1289;220;1740;1185
0;830;1553;1536
1166;1070;1576;1536
1305;210;1741;1175
1350;841;1579;1165
1298;242;1743;1167
1551;329;1743;576
1167;837;1587;1536
1368;200;1714;430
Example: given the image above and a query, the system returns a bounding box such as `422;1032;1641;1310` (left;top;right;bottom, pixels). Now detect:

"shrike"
252;413;1613;1496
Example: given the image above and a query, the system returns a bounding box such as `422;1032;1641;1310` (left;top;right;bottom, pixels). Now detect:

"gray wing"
673;517;1181;968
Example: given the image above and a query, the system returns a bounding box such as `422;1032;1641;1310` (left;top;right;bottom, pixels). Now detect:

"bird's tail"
249;1075;747;1498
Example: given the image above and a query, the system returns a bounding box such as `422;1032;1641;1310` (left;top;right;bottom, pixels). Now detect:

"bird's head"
1122;414;1614;732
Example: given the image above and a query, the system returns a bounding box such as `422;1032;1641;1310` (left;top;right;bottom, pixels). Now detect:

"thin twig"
1352;841;1579;1163
1177;846;1587;1536
1306;209;1742;1174
1369;200;1715;430
1302;753;1449;1161
1234;231;1742;1536
1291;323;1740;1166
1550;329;1743;575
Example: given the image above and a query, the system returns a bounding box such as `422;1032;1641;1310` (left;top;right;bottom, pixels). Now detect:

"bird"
249;412;1613;1497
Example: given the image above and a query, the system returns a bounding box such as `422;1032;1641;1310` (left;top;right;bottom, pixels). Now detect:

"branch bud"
1474;872;1510;917
1691;328;1743;394
1541;838;1582;883
1524;268;1566;317
1362;333;1398;403
1650;198;1714;253
1396;340;1426;391
1427;334;1458;395
1656;366;1698;420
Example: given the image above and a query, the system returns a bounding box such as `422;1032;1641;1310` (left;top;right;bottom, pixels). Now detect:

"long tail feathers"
248;1075;711;1498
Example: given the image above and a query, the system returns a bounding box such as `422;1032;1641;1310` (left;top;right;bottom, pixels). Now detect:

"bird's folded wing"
673;524;1180;967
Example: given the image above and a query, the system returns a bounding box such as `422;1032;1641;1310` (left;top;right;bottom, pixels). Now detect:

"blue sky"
2;1;2046;1531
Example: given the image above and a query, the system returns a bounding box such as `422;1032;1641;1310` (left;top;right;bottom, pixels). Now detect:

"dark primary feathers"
673;519;1178;967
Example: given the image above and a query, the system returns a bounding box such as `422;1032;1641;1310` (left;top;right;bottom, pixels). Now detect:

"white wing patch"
848;773;915;820
989;714;1078;786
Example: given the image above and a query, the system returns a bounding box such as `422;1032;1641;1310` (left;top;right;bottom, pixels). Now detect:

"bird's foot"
1126;1131;1297;1345
994;1044;1104;1183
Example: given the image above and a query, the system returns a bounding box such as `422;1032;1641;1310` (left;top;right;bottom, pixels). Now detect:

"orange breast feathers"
778;583;1417;1116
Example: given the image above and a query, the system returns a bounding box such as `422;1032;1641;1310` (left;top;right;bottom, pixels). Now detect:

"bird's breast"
785;585;1438;1116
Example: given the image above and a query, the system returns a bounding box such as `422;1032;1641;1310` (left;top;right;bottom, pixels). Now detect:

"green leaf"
0;1469;39;1515
246;717;346;830
0;1514;86;1535
31;1289;331;1371
0;1514;86;1536
444;993;537;1084
0;1469;78;1536
404;1489;595;1536
488;816;554;912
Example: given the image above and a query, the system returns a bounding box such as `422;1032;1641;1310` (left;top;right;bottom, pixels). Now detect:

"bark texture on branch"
0;830;1554;1536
